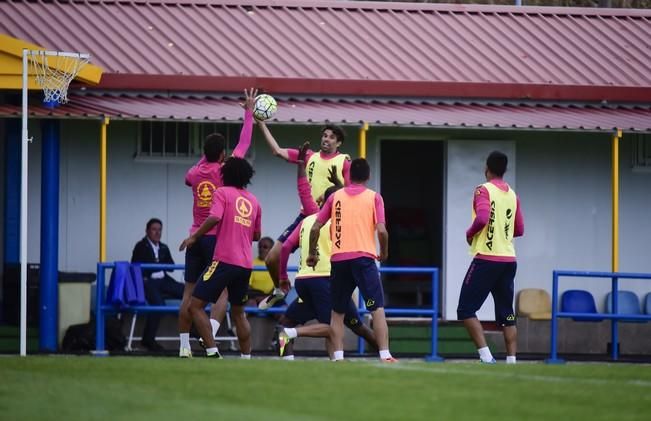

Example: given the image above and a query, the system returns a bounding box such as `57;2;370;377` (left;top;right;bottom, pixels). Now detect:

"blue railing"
547;270;651;363
94;262;442;361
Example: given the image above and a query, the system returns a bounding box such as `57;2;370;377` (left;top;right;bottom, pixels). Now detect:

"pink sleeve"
185;158;204;186
343;158;351;186
185;168;193;186
254;204;262;237
316;195;334;224
514;196;524;237
279;224;300;280
232;110;254;158
209;190;226;221
298;176;319;215
285;148;301;163
374;193;386;224
466;186;490;239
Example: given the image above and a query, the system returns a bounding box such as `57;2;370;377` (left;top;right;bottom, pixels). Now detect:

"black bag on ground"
62;317;126;352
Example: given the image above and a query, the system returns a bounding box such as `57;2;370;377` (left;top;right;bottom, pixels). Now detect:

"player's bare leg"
259;241;288;309
330;311;346;361
189;297;221;358
231;305;251;356
178;282;195;357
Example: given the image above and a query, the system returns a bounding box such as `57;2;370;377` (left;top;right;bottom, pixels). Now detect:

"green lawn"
1;356;650;420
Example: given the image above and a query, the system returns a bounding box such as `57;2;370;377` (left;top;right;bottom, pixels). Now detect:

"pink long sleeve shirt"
185;110;254;235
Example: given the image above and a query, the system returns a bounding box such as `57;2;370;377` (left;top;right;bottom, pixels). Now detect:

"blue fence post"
611;276;619;361
545;271;564;364
425;268;444;362
92;262;109;356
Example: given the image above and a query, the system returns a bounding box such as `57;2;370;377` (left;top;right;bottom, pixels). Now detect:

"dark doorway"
380;140;444;309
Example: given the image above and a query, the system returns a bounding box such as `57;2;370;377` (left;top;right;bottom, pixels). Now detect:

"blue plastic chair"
605;290;641;314
561;289;602;322
645;292;651;315
605;290;643;322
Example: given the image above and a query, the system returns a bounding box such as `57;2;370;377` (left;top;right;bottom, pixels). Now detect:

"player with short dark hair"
180;156;261;359
178;88;257;358
256;122;351;310
457;150;524;364
276;143;377;359
307;158;395;363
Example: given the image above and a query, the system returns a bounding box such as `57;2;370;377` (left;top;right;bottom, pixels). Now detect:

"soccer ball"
253;94;278;121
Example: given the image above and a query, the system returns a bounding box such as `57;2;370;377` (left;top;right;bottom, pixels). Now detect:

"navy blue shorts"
284;277;361;328
184;235;216;283
330;257;384;313
193;261;251;306
277;213;306;243
456;258;517;326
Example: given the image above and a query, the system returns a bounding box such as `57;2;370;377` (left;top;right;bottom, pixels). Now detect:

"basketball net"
28;51;90;104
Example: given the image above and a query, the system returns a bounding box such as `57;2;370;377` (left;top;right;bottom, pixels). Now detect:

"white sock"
210;319;221;338
206;347;218;355
179;333;190;349
283;355;295;361
478;346;494;362
284;327;298;339
274;287;284;296
240;354;251;359
333;350;344;361
506;355;517;364
379;349;392;359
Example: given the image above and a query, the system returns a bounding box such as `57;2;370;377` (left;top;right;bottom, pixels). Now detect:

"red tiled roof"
0;92;649;132
1;0;650;101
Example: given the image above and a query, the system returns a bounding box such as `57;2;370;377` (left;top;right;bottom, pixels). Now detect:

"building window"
136;122;237;162
632;135;651;172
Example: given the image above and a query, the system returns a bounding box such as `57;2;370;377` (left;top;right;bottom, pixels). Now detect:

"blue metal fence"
94;262;442;361
547;270;651;363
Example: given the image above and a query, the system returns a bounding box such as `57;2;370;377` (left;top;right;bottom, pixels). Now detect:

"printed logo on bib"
196;181;217;207
234;197;253;227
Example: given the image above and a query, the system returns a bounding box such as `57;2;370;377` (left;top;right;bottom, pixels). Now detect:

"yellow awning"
0;34;102;89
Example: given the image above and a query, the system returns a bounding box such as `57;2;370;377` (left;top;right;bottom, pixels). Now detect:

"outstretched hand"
241;87;259;112
328;165;343;187
297;141;310;164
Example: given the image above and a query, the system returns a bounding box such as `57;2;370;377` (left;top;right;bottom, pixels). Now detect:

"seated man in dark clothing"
131;218;184;352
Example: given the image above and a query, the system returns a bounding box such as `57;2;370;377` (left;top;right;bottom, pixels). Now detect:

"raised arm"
297;141;319;215
232;88;257;159
257;120;291;161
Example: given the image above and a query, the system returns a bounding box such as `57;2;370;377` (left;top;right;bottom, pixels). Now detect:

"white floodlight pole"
20;49;30;356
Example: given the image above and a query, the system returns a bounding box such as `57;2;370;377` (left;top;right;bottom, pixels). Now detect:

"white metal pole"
20;49;29;356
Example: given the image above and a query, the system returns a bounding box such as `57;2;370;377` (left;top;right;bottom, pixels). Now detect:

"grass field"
1;356;650;420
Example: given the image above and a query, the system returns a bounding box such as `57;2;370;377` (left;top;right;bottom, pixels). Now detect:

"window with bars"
136;121;237;162
632;135;651;172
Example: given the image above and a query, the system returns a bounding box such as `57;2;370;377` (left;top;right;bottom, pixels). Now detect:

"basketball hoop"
28;50;90;104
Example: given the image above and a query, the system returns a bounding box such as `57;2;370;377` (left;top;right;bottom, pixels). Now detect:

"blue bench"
94;262;442;360
547;270;651;363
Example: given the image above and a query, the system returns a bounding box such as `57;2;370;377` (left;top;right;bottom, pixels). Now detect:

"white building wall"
517;134;651;313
